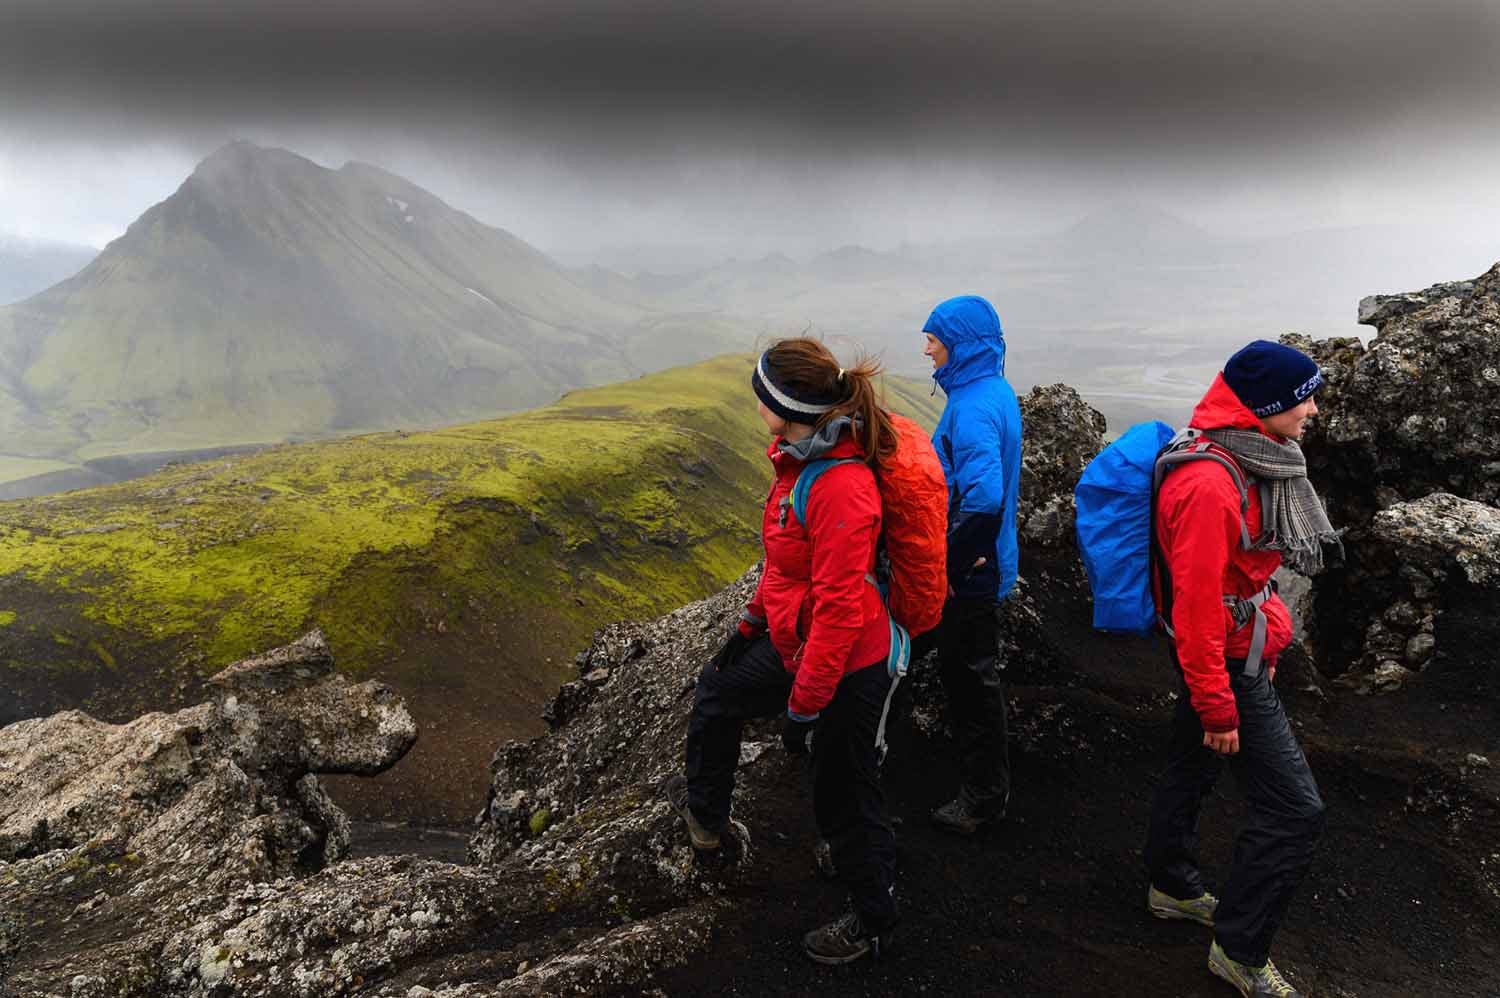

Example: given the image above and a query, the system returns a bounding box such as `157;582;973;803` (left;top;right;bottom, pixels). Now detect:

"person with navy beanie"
919;294;1022;835
1143;338;1336;998
1222;340;1325;419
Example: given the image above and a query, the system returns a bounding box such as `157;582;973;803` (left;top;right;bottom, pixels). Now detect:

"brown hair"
764;337;898;467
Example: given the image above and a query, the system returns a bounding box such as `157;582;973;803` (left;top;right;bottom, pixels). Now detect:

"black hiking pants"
935;597;1011;813
684;635;899;933
1144;658;1326;967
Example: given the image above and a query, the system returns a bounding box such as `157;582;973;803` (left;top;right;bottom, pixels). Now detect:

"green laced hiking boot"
1147;884;1218;927
803;910;889;965
662;775;720;850
1208;940;1302;997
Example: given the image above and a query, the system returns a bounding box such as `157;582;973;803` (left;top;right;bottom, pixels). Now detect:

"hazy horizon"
2;0;1497;467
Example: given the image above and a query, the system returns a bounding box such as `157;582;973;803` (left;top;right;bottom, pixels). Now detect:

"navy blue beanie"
1223;340;1325;418
751;349;841;424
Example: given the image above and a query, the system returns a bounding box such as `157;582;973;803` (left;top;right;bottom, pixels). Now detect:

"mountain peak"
193;140;318;177
1055;202;1219;259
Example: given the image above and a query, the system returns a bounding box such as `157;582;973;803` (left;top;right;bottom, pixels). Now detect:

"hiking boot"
1207;940;1301;997
662;775;720;850
802;910;889;965
1147;884;1218;927
931;796;988;836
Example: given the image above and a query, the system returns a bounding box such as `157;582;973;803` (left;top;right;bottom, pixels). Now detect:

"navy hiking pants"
1144;658;1326;967
684;635;899;933
935;597;1011;814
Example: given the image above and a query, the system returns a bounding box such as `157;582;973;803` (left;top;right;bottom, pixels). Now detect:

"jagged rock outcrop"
1325;493;1500;692
0;631;416;995
1284;262;1500;685
1292;262;1500;525
1016;384;1108;549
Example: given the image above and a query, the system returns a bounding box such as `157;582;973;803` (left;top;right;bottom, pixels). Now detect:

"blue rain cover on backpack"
1074;421;1177;634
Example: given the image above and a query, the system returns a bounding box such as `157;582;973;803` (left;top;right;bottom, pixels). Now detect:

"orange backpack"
879;413;950;635
787;412;949;636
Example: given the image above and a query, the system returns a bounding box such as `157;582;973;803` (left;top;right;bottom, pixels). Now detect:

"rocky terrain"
1293;263;1500;692
2;267;1498;996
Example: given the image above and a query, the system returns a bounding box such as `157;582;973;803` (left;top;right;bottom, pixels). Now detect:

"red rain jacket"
1155;374;1294;733
741;432;891;717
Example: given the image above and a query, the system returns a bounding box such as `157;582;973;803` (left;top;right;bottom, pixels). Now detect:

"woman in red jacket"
665;338;900;966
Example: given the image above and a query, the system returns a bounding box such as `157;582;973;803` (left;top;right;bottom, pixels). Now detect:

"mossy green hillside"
0;354;942;819
0;354;940;703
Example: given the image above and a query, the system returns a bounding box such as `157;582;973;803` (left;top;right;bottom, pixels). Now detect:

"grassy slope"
0;354;940;821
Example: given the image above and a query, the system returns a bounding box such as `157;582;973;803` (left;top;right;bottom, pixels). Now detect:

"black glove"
710;629;752;671
782;714;818;755
946;510;1003;587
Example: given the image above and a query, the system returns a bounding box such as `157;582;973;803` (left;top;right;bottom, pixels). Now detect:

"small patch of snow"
466;288;498;307
385;196;410;213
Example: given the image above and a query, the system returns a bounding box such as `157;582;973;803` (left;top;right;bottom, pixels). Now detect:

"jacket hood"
925;295;1006;393
772;415;864;464
1189;372;1269;433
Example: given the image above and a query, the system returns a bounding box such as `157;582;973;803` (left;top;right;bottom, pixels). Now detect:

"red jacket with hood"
741;422;891;718
1155;373;1294;733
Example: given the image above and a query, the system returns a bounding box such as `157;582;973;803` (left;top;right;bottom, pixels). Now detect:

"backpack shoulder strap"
785;458;863;528
1149;428;1258;638
1151;429;1253;551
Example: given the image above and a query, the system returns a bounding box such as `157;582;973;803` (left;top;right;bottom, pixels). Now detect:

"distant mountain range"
0;142;757;477
2;141;1491;486
0;235;96;306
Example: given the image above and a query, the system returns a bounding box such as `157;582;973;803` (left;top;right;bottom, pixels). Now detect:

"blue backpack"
1074;423;1258;635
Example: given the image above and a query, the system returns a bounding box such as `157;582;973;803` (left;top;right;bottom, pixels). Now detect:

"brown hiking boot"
803;910;890;965
663;775;720;850
931;796;988;835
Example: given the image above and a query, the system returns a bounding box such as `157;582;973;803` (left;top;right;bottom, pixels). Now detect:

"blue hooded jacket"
926;295;1022;602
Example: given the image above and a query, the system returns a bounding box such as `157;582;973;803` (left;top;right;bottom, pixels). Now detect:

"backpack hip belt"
1160;578;1277;679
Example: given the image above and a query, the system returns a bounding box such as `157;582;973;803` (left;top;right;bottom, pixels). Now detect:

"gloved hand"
782;713;818;755
709;629;753;672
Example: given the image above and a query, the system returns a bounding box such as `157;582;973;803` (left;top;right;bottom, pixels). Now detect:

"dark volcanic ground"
349;572;1498;997
612;580;1499;998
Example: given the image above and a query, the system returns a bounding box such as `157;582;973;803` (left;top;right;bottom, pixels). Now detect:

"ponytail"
760;338;898;468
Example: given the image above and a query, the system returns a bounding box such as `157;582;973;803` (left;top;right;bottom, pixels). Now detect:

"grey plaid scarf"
1203;428;1342;575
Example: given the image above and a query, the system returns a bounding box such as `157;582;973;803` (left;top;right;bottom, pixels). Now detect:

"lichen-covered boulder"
1017;384;1107;549
1320;493;1500;692
1291;262;1500;525
1281;264;1500;682
0;631;416;994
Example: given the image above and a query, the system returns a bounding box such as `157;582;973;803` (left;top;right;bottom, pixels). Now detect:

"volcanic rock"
1016;384;1107;549
1292;262;1500;525
0;631;416;993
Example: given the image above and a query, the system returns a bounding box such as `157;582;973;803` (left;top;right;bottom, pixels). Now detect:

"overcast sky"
3;0;1498;260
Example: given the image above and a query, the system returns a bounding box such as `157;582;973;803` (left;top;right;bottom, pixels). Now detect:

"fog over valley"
1;0;1496;475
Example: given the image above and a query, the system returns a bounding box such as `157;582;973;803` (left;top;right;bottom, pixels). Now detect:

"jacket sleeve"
787;465;881;717
740;569;768;638
1162;471;1241;733
945;400;1009;582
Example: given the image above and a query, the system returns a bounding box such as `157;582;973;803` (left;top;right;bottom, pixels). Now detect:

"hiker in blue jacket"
922;294;1022;834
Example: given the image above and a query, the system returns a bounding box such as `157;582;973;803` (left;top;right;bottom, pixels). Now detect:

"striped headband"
752;350;841;423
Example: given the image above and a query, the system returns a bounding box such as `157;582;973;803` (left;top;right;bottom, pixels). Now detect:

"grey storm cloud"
7;0;1499;157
